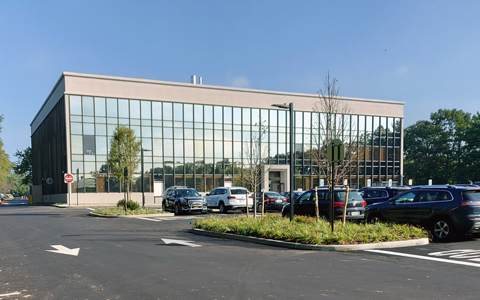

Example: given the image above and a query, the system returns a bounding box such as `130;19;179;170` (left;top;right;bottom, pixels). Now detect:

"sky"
1;0;480;161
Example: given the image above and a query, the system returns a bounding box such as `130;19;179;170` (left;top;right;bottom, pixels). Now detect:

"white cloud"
230;76;251;88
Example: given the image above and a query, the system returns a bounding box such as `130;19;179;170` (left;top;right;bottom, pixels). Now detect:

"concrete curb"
88;212;175;218
189;228;429;251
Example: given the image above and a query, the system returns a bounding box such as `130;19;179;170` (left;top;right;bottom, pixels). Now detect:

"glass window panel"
72;154;83;161
130;100;140;119
153;139;163;156
205;141;213;157
96;136;107;155
141;101;151;119
224;141;232;158
185;140;194;157
234;142;242;158
174;103;183;121
130;125;140;137
185;128;193;139
163;102;173;120
83;136;95;155
71;115;82;122
107;124;117;136
261;109;268;125
195;140;203;157
142;138;152;151
224;107;232;124
95;124;106;135
174;128;183;139
142;126;151;138
295;111;303;128
194;105;203;122
215;141;223;157
71;135;83;154
164;139;173;156
174;140;183;157
304;112;311;128
84;116;94;123
83;123;94;135
82;96;94;116
214;106;223;123
233;107;242;124
243;108;251;125
224;130;232;141
95;97;106;116
204;105;213;123
71;123;82;134
107;98;117;117
107;117;117;125
214;130;222;140
234;131;241;141
96;117;106;124
70;95;82;115
119;99;129;118
270;110;278;126
252;109;260;125
164;127;173;139
152;102;162;120
243;131;251;141
195;129;203;140
278;110;286;127
205;129;213;140
184;104;193;122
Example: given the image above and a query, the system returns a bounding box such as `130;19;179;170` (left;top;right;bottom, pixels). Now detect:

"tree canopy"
0;115;11;192
404;108;480;185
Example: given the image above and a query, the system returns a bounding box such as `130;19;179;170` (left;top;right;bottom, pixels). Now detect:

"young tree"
13;147;32;185
107;126;142;202
0;115;10;190
243;121;269;217
311;74;359;187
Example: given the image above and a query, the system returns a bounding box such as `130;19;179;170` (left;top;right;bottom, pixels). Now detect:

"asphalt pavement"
1;204;480;299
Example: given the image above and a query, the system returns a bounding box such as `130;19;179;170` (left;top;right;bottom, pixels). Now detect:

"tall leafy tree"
107;126;141;201
13;147;32;185
0;115;11;190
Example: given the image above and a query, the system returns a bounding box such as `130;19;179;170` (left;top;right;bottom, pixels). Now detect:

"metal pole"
289;103;294;221
76;168;79;206
141;148;145;208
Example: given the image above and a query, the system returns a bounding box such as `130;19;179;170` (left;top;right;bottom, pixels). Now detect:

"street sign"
64;173;74;183
327;139;344;166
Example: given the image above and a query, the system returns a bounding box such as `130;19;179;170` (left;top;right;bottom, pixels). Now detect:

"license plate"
193;207;199;209
350;211;360;216
275;200;282;203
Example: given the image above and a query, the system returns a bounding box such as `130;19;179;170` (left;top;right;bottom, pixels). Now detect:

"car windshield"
177;189;201;197
265;192;280;198
231;189;248;195
336;191;363;202
463;190;480;201
393;189;410;195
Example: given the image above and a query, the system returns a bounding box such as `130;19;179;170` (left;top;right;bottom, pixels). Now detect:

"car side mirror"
206;193;210;196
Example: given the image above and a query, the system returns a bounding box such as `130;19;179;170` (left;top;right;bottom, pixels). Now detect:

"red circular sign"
64;173;74;183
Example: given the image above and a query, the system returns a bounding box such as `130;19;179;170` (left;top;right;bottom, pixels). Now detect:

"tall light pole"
141;148;151;208
272;103;295;221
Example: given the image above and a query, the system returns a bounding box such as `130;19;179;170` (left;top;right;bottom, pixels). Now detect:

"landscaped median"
89;207;173;218
191;214;430;251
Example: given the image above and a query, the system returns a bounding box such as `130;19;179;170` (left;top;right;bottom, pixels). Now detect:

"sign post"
326;139;344;232
64;173;74;206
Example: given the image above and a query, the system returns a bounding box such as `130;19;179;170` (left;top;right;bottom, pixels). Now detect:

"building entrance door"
269;171;283;193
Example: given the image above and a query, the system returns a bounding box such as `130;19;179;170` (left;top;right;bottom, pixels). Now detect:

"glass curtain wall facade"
69;95;403;193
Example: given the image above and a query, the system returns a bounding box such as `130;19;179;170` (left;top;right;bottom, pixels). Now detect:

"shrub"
116;199;140;210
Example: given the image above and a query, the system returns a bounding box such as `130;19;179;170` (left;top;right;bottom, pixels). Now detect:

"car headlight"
202;197;207;204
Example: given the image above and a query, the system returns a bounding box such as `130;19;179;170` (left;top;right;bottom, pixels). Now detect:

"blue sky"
1;1;480;160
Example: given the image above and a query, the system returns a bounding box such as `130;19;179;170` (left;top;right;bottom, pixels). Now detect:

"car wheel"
368;214;384;224
257;204;262;214
219;202;227;214
174;204;182;215
162;202;167;212
432;218;454;242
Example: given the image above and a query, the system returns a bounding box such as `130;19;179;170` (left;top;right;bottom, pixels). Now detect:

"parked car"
365;185;480;241
282;188;366;221
205;187;253;213
283;191;303;202
162;187;207;215
162;186;189;200
255;192;288;212
359;186;411;205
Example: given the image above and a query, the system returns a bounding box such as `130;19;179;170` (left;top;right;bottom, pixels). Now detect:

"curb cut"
88;212;175;218
189;228;429;251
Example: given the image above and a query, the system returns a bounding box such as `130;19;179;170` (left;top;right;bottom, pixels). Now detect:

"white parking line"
366;249;480;268
0;292;21;297
138;217;162;222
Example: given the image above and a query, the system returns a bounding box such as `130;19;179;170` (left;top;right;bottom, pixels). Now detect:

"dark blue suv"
365;185;480;241
359;186;411;205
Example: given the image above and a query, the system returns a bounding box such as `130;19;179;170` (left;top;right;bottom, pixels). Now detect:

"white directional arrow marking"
161;238;201;247
46;245;80;256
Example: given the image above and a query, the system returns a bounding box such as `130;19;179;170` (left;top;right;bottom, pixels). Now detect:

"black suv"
365;185;480;241
359;186;411;205
162;187;207;215
282;187;366;221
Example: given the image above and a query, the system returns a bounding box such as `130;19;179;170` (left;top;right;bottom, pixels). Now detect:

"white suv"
205;187;253;213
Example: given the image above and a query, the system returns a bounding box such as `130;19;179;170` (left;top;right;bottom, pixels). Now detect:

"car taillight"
227;196;236;199
283;197;287;202
249;195;253;198
333;202;344;207
362;201;367;206
266;198;275;202
461;201;480;206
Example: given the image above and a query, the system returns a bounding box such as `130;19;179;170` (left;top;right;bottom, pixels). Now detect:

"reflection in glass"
70;95;82;115
141;101;151;119
107;98;117;117
174;103;183;121
83;96;94;116
163;102;173;120
95;97;106;116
